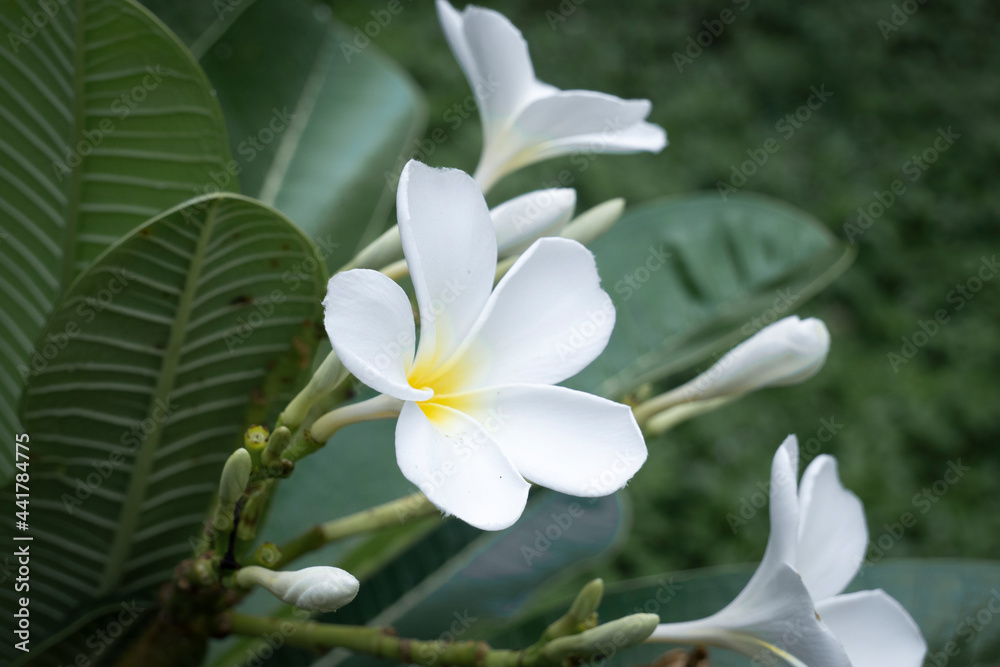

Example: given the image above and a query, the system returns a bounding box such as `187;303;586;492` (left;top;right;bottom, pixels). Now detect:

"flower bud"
261;426;292;467
674;316;830;402
235;565;360;613
244;425;269;453
219;448;252;509
491;188;576;256
543;613;659;661
559;198;625;246
279;350;349;430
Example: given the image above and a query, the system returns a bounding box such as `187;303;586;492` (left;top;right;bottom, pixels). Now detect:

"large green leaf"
0;0;233;481
488;560;1000;667
198;0;427;271
568;193;853;398
137;0;258;59
0;194;326;663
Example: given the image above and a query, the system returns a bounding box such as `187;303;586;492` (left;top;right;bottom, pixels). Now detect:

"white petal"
324;270;430;402
816;591;927;667
452;384;646;497
452;4;555;134
651;564;850;667
396;161;497;375
395;400;529;530
442;237;614;390
515;91;654;142
491;188;576;256
673;316;831;402
744;436;801;596
796;455;868;600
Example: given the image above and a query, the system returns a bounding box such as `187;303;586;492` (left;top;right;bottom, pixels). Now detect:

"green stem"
279;394;403;466
226;614;541;667
264;492;438;569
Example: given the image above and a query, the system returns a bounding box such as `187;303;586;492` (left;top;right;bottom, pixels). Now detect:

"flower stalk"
258;492;439;569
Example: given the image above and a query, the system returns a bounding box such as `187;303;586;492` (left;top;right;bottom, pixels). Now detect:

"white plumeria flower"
675;316;831;403
436;0;667;192
649;436;927;667
323;160;646;531
235;566;359;613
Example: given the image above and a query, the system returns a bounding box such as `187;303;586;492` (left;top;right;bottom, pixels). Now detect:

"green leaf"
198;0;427;271
487;560;1000;667
137;0;259;59
567;193;854;398
0;0;233;481
0;194;325;662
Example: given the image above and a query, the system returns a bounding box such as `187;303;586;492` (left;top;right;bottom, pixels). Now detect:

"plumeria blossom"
649;436;927;666
436;0;667;191
323;160;646;531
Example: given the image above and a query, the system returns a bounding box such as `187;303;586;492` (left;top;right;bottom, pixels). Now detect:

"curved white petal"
395;401;529;531
443;237;614;390
515;91;654;142
796;455;868;600
396;161;497;375
518;122;668;168
447;3;555;136
651;564;851;667
816;591;927;667
324;270;430;401
452;384;646;497
491;188;576;256
744;436;801;597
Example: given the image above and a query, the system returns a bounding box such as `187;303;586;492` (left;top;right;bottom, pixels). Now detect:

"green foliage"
0;0;233;482
568;193;851;398
0;194;325;663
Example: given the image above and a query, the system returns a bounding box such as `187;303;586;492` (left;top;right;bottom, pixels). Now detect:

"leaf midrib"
98;198;220;594
62;0;86;292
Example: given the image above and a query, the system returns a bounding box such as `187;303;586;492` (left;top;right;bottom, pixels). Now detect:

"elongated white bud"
559;198;625;246
235;565;359;613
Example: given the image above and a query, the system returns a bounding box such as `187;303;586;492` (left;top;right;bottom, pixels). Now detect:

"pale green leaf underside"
0;194;325;662
199;0;427;271
568;193;853;398
0;0;232;481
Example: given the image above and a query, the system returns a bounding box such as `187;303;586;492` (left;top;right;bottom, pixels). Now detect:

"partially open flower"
436;0;666;191
647;436;927;667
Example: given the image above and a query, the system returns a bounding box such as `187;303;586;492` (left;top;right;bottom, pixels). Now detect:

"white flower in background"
649;436;927;667
491;187;575;255
436;0;667;192
676;316;830;403
235;566;359;613
324;160;646;531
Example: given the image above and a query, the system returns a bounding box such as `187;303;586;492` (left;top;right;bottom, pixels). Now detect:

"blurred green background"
329;0;1000;577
